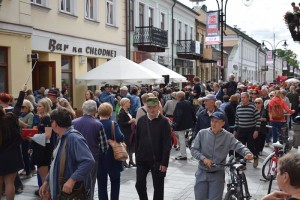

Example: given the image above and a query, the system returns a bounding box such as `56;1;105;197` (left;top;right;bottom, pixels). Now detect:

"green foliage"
276;49;298;67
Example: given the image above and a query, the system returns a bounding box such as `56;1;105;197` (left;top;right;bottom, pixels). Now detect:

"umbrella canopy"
139;59;187;83
285;78;300;83
76;56;164;85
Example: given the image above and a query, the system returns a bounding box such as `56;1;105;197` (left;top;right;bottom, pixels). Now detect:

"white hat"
120;86;128;91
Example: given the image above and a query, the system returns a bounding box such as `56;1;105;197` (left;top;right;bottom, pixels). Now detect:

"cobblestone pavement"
4;140;298;200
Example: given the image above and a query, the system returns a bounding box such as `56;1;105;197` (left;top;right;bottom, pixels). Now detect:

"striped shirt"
235;102;261;131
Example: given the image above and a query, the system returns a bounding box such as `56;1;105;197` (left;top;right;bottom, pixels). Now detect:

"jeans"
270;121;284;143
97;164;121;200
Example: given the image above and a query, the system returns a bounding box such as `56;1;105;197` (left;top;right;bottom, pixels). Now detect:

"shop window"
87;58;96;92
60;0;76;15
31;0;48;6
0;47;8;92
106;0;115;25
85;0;98;21
61;56;73;104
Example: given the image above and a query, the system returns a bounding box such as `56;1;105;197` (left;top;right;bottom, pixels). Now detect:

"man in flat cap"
135;97;172;200
191;111;253;200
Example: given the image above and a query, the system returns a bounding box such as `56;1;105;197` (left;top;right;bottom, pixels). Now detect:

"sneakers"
253;158;259;168
175;156;187;160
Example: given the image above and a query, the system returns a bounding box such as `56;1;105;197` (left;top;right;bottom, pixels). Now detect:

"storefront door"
32;61;56;91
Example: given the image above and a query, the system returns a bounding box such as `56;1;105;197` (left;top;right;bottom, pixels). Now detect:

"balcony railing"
176;40;203;60
133;26;168;48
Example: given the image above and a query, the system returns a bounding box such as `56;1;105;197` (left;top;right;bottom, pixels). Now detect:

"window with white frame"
178;21;182;40
184;24;188;40
31;0;47;7
160;13;165;30
139;3;144;26
85;0;98;20
60;0;75;14
129;0;134;31
106;0;115;25
148;7;153;26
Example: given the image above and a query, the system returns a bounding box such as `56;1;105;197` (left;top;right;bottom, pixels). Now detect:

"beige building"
0;0;126;109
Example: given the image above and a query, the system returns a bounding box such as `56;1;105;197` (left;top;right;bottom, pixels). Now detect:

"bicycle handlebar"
212;156;246;167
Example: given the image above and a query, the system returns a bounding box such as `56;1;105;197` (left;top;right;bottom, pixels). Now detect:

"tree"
276;49;299;76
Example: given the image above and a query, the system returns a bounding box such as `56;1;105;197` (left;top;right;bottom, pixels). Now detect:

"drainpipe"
240;37;245;81
171;0;177;70
126;0;130;59
255;46;260;83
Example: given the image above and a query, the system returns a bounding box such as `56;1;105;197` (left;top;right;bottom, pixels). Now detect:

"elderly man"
39;109;95;200
222;74;237;97
191;112;253;200
194;94;229;137
233;92;261;168
173;91;196;160
72;100;108;199
135;97;172;200
100;84;117;120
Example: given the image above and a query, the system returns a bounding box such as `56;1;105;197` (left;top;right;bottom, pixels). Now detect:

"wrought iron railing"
176;40;203;55
133;26;168;47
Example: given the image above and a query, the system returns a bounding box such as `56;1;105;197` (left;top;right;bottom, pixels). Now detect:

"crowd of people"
1;73;300;199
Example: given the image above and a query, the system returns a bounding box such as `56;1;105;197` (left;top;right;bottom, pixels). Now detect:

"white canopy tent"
139;59;187;83
285;78;300;83
76;56;164;86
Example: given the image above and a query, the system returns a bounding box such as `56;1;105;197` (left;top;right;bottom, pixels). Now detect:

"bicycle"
215;156;251;200
261;123;292;181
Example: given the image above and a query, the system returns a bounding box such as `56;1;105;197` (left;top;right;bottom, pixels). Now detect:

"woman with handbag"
39;108;95;200
118;98;136;168
97;102;125;200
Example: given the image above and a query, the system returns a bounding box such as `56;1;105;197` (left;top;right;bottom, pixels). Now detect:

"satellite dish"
242;0;253;7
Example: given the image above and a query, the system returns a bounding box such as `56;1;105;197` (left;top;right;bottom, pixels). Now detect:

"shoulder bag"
108;121;129;161
57;134;87;200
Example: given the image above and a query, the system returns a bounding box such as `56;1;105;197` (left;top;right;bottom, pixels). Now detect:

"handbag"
108;121;129;161
57;135;87;200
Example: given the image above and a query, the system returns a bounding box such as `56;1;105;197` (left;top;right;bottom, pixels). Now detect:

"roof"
176;1;200;16
225;24;261;46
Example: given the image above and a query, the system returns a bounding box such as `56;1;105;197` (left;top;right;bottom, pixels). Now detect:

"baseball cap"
120;86;128;91
146;97;159;106
210;112;226;121
202;94;217;101
47;89;58;97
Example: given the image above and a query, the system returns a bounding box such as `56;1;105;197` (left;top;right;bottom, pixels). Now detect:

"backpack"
270;104;284;121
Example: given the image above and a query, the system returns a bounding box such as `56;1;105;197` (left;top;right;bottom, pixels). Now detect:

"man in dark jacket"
222;74;237;97
194;94;229;136
135;97;172;200
173;91;196;160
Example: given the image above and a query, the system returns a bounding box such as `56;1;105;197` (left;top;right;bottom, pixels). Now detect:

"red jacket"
268;97;293;122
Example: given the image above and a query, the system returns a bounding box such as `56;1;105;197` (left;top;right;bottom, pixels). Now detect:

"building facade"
128;0;200;84
0;0;126;109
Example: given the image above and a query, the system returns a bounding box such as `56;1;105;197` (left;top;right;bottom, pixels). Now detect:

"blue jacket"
194;108;229;136
130;94;141;118
47;127;95;200
100;92;115;108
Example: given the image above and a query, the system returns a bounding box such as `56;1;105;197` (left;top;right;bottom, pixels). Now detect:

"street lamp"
261;34;288;82
190;0;253;80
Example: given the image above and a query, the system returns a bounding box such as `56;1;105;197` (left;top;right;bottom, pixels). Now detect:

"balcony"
176;40;203;60
133;26;168;52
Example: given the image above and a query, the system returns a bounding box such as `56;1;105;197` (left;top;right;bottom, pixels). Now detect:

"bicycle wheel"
262;156;276;181
224;190;239;200
240;172;251;199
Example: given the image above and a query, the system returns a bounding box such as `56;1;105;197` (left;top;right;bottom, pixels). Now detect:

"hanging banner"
283;60;288;70
266;51;273;65
205;11;220;45
290;66;294;73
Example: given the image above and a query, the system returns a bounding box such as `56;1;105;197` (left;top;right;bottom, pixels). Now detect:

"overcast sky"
178;0;299;60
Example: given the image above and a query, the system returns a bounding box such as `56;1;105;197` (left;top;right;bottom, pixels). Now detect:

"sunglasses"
255;102;261;104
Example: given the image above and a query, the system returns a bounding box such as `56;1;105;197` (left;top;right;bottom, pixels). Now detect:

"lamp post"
261;33;288;82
